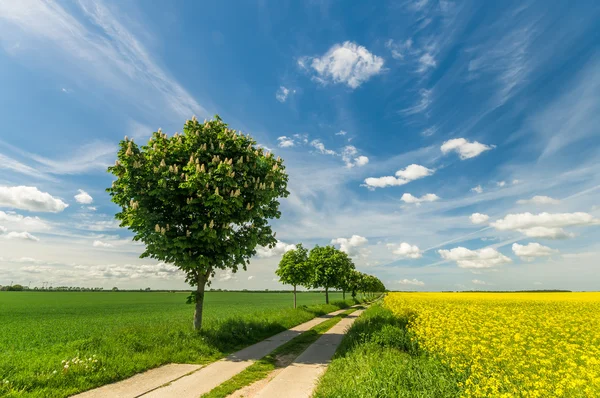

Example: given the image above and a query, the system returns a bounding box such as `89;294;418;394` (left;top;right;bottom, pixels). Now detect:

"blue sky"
0;0;599;291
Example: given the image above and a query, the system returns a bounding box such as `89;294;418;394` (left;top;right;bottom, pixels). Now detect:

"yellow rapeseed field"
385;292;600;397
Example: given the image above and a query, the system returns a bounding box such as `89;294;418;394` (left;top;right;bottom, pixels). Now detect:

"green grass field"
313;303;463;398
0;291;352;398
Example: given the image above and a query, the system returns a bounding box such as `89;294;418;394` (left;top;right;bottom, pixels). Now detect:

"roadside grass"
201;307;360;398
0;291;357;398
313;304;465;398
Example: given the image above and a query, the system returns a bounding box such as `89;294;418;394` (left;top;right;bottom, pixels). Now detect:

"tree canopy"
107;115;289;329
275;243;312;307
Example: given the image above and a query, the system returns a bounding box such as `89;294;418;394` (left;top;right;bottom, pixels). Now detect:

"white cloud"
398;278;425;286
310;140;337;156
335;130;347;136
512;243;558;261
417;53;436;73
470;213;490;225
401;193;440;205
0;211;50;231
363;164;434;189
277;136;295;148
80;262;183;280
491;212;598;239
385;39;413;60
331;235;368;257
4;231;40;241
276;86;295;102
218;269;236;282
248;276;254;280
341;146;369;168
0;225;6;233
471;185;483;194
256;240;296;258
421;126;437;137
93;240;113;248
533;282;543;286
517;196;561;205
472;279;487;285
74;189;93;204
0;186;68;213
497;181;506;187
440;138;494;159
438;247;512;269
88;206;97;211
401;88;433;115
306;41;384;89
387;242;422;259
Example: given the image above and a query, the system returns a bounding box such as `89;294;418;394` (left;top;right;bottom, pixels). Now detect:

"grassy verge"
313;304;465;398
201;307;360;398
1;292;361;398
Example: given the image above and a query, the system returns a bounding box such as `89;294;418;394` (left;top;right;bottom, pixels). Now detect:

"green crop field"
0;291;352;398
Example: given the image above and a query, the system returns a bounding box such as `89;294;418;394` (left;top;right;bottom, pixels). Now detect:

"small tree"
308;245;347;304
275;243;311;308
107;115;289;330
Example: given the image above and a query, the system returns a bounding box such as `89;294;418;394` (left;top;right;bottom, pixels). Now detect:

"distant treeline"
0;286;348;293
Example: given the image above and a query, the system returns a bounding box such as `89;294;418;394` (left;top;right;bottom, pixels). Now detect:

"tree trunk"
293;285;297;309
193;272;208;330
325;287;329;304
343;290;345;300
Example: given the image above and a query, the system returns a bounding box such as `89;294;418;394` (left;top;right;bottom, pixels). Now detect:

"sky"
0;0;599;291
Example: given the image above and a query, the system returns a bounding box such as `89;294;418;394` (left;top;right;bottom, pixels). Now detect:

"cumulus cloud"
517;196;561;205
364;164;434;189
79;262;183;280
497;181;506;187
438;247;512;269
0;225;6;233
387;242;422;259
74;189;93;204
401;193;440;205
470;213;490;225
440;138;494;159
331;235;368;257
256;240;296;258
512;243;558;261
248;276;254;280
275;86;295;102
341;146;369;168
491;212;598;239
4;231;40;241
471;185;483;194
0;186;68;212
218;269;235;282
277;136;295;148
472;279;487;285
303;41;384;89
398;278;425;286
310;140;337;156
93;240;113;248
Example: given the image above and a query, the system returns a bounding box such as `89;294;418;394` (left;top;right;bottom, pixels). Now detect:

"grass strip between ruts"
201;307;360;398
